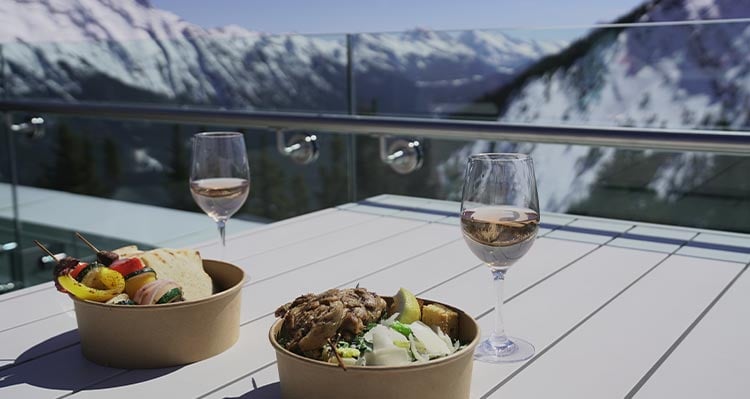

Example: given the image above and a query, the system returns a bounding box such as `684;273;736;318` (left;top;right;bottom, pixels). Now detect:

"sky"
149;0;646;35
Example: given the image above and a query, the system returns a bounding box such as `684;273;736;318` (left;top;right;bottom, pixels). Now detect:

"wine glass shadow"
224;381;281;399
0;329;181;391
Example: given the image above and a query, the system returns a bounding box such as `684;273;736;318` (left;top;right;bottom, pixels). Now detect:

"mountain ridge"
0;0;564;115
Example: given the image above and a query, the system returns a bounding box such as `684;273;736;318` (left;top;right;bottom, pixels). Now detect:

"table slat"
487;255;743;399
0;345;127;399
633;264;750;399
421;238;598;317
199;209;378;261
0;289;73;332
232;215;424;282
468;246;667;397
0;311;77;362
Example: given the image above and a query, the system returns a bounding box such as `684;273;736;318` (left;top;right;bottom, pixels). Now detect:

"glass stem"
217;218;227;258
490;268;513;351
217;219;227;246
217;219;227;260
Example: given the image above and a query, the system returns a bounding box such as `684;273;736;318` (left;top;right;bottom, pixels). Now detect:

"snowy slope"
0;0;347;109
502;1;750;130
0;0;564;112
442;0;748;212
354;28;564;77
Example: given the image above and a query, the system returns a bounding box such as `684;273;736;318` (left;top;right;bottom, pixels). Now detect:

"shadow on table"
225;382;281;399
0;329;180;391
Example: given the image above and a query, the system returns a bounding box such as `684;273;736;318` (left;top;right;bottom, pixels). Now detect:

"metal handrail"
2;99;750;154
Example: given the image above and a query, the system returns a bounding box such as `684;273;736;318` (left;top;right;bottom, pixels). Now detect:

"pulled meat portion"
275;288;387;358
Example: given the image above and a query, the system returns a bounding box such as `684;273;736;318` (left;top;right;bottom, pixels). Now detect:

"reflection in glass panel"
6;117;352;220
352;28;575;118
0;117;355;291
352;7;750;132
2;33;348;113
355;136;750;233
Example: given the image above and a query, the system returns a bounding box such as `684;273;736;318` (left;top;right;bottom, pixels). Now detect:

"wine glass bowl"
190;132;250;248
460;153;539;363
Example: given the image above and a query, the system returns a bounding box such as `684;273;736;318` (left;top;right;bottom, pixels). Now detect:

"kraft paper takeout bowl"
269;297;480;399
71;259;244;369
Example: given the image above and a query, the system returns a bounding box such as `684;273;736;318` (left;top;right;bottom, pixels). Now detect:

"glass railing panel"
351;27;584;119
13;16;750;130
4;17;749;127
355;136;750;234
1;116;19;292
1;33;348;113
352;19;750;133
9;116;354;219
2;9;749;292
1;115;355;292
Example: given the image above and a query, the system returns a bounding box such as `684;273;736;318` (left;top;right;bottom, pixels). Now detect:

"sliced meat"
338;288;387;340
275;288;387;358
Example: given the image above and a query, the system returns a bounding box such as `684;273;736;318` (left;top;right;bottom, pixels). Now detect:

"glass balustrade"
1;19;749;292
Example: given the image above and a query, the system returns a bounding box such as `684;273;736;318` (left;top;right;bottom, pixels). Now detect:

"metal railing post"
346;34;357;202
3;112;24;287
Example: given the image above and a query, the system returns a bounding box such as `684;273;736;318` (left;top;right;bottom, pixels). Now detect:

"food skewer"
74;232;119;265
327;337;348;371
33;240;60;264
35;240;80;292
75;232;99;252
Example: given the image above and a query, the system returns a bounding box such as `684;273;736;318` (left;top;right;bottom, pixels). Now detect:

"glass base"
474;336;535;363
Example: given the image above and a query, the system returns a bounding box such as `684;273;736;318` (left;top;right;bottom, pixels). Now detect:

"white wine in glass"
190;132;250;249
460;153;539;363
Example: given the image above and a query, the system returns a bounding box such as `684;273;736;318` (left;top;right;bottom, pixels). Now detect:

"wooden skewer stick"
74;232;99;253
327;338;348;371
33;240;60;264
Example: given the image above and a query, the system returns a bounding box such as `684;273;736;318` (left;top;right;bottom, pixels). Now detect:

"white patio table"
1;194;748;398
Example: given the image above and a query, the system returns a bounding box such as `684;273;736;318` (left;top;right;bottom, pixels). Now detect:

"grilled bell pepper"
123;267;157;298
109;257;145;277
57;267;125;302
53;257;81;293
68;262;90;280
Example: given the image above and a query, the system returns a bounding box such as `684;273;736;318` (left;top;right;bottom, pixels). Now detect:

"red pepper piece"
109;257;145;277
69;262;90;280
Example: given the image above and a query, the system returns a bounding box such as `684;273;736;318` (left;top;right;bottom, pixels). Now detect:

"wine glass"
190;132;250;250
460;153;540;363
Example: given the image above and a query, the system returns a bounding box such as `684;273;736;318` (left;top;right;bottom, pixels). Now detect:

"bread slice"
112;245;144;258
113;246;213;301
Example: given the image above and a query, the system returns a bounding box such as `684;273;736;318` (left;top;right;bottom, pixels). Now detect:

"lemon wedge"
393;287;421;324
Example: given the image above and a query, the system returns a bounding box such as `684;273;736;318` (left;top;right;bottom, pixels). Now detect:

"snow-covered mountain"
0;0;347;109
500;0;750;130
0;0;564;113
438;0;749;224
353;29;566;114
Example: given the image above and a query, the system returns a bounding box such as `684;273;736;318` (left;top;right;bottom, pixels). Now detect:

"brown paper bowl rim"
269;296;480;371
68;259;245;310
